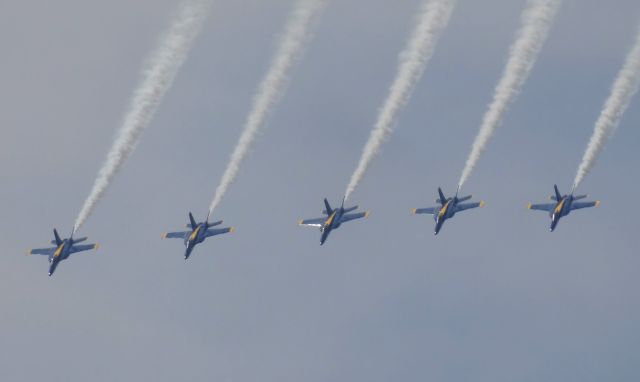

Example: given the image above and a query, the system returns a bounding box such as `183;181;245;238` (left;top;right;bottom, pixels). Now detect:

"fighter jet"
27;229;99;276
162;212;234;260
412;187;484;235
527;184;600;232
298;198;369;245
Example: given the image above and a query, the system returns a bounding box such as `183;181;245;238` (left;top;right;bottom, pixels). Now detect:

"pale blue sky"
1;0;639;381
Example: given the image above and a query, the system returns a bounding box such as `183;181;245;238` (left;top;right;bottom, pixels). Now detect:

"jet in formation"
528;184;600;232
162;212;234;259
298;198;369;245
27;229;99;276
412;187;484;235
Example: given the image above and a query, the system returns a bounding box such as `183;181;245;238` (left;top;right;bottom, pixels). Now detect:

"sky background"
1;0;639;381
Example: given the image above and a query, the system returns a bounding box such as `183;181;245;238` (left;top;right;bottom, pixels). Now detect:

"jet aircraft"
27;229;99;276
527;184;600;231
162;212;234;259
412;187;484;235
298;198;369;245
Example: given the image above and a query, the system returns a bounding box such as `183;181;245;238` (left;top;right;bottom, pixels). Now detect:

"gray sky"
1;0;640;381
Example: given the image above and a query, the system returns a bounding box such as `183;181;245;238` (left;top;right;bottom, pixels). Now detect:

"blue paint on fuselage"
184;222;208;260
320;207;346;245
434;197;460;235
48;238;74;276
549;195;574;232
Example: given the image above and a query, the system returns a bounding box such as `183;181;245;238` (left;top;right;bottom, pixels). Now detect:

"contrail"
344;0;455;201
457;0;560;189
208;0;325;216
573;25;640;188
74;0;210;233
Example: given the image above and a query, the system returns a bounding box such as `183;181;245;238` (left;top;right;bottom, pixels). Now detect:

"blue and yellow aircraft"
527;184;600;232
27;229;99;276
298;198;369;245
162;212;234;260
412;187;484;235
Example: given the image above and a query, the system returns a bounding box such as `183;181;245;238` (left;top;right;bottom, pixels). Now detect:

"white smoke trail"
457;0;560;188
344;0;455;201
208;0;325;216
573;26;640;188
74;0;210;232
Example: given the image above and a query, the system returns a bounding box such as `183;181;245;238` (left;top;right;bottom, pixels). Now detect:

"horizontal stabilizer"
573;194;588;201
457;195;472;203
73;237;87;244
207;220;223;228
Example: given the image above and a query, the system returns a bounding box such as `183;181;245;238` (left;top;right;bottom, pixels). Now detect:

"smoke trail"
208;0;325;216
74;0;209;232
573;26;640;188
344;0;455;201
457;0;560;188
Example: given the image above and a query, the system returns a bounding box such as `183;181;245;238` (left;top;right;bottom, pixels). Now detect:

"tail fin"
438;188;447;204
188;213;197;229
323;198;333;215
207;220;223;228
553;185;562;201
53;229;62;246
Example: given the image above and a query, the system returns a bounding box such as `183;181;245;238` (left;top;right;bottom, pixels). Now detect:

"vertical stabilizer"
53;229;62;246
324;199;333;215
553;184;562;201
438;188;447;204
188;213;197;229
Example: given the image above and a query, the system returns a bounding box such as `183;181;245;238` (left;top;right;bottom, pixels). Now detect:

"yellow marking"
94;243;100;250
189;226;201;242
364;211;370;219
229;227;236;233
479;200;485;208
297;219;304;225
595;201;601;208
26;250;32;256
411;208;417;215
554;199;566;214
438;201;451;217
161;232;168;239
527;203;532;209
53;242;65;259
324;211;337;227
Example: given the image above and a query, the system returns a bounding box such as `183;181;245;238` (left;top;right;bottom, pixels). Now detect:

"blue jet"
298;198;369;245
162;212;235;260
528;184;600;232
27;229;99;276
412;187;484;235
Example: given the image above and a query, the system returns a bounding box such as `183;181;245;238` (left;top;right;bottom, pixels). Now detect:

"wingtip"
25;250;32;256
94;243;100;250
161;232;168;239
364;211;371;219
595;201;601;208
479;200;485;208
527;203;532;210
297;219;304;226
229;227;236;233
411;208;417;215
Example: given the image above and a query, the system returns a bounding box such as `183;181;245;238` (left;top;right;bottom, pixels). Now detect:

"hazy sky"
1;0;639;381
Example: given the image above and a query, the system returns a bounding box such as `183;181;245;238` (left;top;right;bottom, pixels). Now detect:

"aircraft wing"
528;203;555;212
298;217;325;227
204;227;235;238
162;231;191;239
340;211;369;224
69;244;99;254
27;247;55;256
412;207;436;215
571;201;600;211
455;201;484;213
